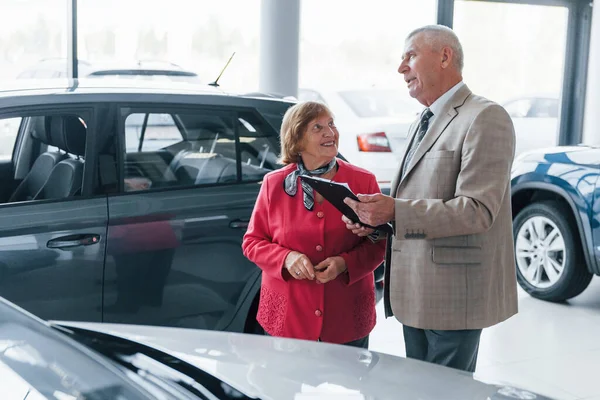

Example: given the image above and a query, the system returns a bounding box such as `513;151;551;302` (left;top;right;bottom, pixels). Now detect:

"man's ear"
441;47;453;69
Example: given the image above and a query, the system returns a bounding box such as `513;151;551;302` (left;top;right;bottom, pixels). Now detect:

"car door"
104;103;281;331
0;106;108;322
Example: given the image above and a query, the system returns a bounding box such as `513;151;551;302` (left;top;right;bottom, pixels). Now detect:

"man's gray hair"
407;25;464;73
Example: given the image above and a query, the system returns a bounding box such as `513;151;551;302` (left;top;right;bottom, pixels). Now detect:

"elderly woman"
242;101;385;348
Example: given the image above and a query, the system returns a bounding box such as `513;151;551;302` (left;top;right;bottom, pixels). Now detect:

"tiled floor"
370;277;600;400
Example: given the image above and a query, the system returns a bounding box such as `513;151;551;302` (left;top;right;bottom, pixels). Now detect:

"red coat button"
316;245;323;251
315;309;322;317
317;211;324;218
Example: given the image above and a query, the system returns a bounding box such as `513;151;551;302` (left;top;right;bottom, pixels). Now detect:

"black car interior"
8;115;87;203
122;111;280;191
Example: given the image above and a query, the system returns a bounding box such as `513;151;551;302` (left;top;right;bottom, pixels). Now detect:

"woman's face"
299;113;339;169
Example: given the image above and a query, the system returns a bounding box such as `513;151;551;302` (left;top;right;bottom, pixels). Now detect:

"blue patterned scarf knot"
283;158;337;211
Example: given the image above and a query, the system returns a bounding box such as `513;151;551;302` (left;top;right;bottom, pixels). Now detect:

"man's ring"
295;270;301;276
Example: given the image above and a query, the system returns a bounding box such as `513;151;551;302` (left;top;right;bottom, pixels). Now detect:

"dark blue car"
511;145;600;301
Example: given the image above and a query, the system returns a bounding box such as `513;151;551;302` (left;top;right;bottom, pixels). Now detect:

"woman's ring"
295;270;301;276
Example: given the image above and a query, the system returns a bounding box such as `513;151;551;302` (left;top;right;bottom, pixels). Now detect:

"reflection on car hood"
56;322;553;400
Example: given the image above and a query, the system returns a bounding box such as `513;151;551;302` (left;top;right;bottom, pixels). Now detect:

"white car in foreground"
1;297;553;399
62;321;555;400
299;88;422;191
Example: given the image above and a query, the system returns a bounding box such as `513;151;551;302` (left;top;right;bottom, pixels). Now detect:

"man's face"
398;33;443;106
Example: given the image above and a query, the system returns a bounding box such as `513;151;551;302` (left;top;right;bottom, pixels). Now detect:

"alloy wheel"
515;215;566;289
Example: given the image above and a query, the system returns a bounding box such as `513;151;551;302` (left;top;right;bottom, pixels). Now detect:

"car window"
17;70;34;79
122;109;268;192
34;69;60;79
337;90;421;119
125;113;182;152
120;108;281;193
0;113;89;204
530;98;559;118
504;99;533;118
0;117;22;161
298;89;327;103
237;111;281;181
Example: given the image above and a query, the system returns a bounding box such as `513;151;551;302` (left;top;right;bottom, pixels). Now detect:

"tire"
513;200;592;302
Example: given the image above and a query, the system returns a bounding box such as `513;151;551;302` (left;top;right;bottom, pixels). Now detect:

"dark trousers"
402;325;482;373
264;332;369;349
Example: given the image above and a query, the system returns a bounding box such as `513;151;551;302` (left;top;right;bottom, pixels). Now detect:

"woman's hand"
314;256;347;284
284;251;315;280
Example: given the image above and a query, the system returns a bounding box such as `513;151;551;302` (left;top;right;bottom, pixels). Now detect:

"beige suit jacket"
384;84;518;330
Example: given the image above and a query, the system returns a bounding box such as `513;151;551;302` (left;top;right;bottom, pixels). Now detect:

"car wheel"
513;201;592;301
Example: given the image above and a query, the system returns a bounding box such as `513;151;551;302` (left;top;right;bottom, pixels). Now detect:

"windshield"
0;323;151;400
63;326;254;400
338;89;421;119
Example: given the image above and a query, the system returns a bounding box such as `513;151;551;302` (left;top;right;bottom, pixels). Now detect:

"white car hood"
57;322;552;400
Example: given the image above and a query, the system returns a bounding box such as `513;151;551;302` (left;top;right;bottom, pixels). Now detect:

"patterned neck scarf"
284;158;337;211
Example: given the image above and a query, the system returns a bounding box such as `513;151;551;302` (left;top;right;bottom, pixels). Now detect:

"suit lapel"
398;85;472;187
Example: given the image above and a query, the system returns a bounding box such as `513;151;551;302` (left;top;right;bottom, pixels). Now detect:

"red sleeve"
242;175;292;281
339;173;386;285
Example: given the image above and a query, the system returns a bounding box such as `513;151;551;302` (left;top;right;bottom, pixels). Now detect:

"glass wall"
0;0;68;81
297;1;437;188
300;0;436;91
76;0;260;91
453;1;569;156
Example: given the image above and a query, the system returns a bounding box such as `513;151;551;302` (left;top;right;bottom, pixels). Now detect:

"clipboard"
301;175;394;235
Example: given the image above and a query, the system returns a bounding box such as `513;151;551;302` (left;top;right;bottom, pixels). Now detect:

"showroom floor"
370;277;600;400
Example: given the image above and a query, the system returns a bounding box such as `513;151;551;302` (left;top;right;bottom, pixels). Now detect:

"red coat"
242;159;386;344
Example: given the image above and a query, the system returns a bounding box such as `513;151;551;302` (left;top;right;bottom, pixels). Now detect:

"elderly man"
343;25;517;372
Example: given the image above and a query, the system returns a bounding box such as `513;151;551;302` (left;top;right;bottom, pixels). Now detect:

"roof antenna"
208;52;235;87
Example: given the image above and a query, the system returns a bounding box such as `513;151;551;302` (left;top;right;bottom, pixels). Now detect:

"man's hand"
342;215;374;237
314;256;347;284
284;251;315;280
343;193;395;227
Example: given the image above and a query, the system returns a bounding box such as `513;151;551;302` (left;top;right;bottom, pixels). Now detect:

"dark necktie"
401;108;433;180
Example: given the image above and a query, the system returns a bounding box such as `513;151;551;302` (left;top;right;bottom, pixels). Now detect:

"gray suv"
0;80;383;334
0;80;294;332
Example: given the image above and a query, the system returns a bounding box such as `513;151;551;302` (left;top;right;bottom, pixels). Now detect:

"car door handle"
229;219;250;229
47;234;101;249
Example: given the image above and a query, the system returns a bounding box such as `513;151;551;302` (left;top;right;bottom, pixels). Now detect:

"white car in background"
502;95;559;156
17;58;202;84
299;88;422;191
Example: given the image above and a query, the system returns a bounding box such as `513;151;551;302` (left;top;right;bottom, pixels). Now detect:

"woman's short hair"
279;101;333;165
